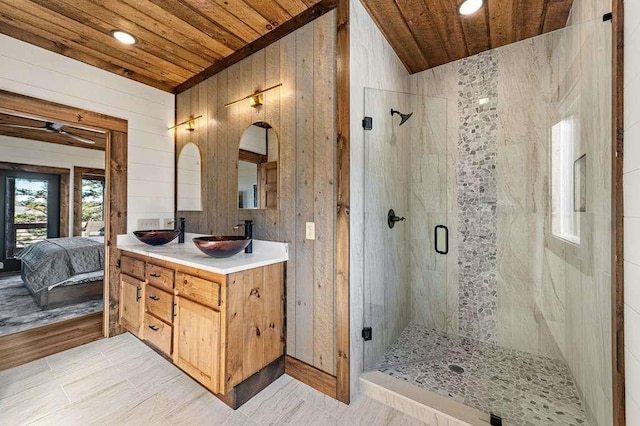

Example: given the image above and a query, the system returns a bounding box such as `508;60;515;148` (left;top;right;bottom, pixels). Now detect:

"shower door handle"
435;225;448;255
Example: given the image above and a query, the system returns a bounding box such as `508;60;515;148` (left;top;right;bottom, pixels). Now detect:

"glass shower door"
363;88;449;370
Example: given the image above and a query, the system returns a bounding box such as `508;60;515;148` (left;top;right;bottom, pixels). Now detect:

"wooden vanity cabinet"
118;250;285;409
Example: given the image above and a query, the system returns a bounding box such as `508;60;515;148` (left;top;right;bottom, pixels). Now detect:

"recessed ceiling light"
111;30;137;45
458;0;484;15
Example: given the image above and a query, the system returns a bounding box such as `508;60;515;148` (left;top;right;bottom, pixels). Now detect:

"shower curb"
360;371;512;426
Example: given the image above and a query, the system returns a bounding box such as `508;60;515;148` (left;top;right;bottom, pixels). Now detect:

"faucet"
170;217;186;243
167;217;186;243
233;220;253;254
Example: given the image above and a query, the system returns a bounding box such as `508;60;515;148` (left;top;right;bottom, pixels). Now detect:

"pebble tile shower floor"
376;323;588;426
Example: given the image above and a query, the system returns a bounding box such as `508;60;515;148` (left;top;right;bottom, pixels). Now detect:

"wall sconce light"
168;114;202;132
224;83;282;108
249;93;264;108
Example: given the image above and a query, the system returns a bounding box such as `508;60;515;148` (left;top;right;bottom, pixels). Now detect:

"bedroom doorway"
0;90;128;370
0;170;61;272
0;147;104;338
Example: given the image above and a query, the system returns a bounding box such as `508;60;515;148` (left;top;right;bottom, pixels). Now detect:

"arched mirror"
177;142;202;211
238;122;278;210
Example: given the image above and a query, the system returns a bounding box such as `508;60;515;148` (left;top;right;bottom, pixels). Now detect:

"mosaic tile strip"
456;51;499;342
377;324;588;426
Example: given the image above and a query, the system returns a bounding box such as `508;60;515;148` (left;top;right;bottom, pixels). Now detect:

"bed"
17;237;104;309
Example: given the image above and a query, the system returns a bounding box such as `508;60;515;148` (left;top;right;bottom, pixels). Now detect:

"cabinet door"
119;274;144;337
173;296;221;393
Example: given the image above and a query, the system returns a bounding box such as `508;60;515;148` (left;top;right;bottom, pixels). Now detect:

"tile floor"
0;332;426;425
376;324;588;426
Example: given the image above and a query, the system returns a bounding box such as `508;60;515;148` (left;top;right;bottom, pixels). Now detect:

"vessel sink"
192;236;251;258
133;229;180;246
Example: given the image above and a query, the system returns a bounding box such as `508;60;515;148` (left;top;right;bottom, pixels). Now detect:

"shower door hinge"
362;327;372;341
490;414;503;426
362;116;373;131
603;12;613;21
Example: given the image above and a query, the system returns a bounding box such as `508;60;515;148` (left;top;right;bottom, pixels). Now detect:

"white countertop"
116;233;288;275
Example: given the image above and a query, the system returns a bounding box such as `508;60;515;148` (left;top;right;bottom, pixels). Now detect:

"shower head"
390;109;413;126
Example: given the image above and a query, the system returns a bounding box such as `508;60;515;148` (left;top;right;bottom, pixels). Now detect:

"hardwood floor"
0;312;103;370
0;332;426;425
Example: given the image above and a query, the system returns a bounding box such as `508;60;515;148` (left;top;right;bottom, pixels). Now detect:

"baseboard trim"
0;312;103;370
218;356;285;409
285;355;337;399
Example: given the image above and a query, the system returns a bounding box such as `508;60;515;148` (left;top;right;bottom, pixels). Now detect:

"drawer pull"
148;325;159;331
149;295;160;301
136;286;141;302
150;273;161;278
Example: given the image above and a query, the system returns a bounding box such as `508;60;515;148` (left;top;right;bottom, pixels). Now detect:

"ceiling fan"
0;121;97;144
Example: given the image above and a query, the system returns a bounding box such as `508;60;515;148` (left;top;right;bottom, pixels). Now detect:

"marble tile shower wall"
407;96;451;333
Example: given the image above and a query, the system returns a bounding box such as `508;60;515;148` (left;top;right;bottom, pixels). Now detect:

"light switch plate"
162;218;175;229
306;222;315;240
137;218;160;230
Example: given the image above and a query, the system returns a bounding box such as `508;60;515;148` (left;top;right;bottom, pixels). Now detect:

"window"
81;177;104;236
0;169;61;271
12;178;50;255
551;116;581;244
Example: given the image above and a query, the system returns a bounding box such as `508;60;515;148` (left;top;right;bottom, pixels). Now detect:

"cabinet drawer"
146;285;174;324
146;264;174;291
143;313;172;356
176;273;221;308
121;255;145;280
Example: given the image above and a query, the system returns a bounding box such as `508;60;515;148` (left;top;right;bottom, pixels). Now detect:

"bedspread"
17;237;104;293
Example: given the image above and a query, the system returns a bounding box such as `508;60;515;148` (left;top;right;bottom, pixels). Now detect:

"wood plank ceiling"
0;111;106;150
0;0;333;93
360;0;575;74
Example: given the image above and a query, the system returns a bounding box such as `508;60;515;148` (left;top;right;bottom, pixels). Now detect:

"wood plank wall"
176;11;337;375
